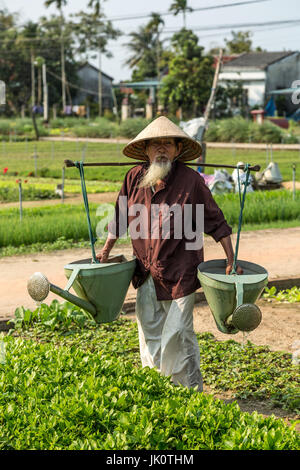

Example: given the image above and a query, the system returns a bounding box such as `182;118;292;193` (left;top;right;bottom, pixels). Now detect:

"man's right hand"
96;249;110;263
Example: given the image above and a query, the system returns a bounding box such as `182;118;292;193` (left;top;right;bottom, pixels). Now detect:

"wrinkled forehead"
145;137;178;146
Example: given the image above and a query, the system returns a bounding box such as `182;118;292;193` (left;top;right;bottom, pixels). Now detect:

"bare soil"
0;201;299;427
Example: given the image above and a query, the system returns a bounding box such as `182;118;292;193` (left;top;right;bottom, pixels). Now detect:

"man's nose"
157;143;167;150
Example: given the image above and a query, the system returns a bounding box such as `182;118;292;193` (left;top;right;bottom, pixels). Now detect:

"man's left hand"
226;263;243;275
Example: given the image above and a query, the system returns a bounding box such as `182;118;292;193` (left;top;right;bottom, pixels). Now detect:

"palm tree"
146;13;165;79
125;13;165;78
124;26;157;69
169;0;193;28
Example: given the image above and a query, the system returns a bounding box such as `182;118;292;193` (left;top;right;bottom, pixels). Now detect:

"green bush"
249;120;283;143
118;118;151;138
0;185;59;202
73;120;117;138
218;117;250;142
206;118;290;143
205;121;219;142
0;120;12;135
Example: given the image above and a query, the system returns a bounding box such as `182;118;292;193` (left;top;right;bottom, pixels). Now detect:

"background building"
219;51;300;114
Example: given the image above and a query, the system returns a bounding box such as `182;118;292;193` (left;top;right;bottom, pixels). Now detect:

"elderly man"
96;116;242;392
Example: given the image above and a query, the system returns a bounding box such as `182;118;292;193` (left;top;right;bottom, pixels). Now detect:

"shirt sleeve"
195;174;232;242
107;171;129;239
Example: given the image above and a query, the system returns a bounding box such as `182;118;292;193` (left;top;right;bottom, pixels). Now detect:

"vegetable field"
0;190;299;257
1;301;299;451
1;140;300;182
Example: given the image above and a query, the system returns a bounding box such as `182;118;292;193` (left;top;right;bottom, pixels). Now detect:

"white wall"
219;70;267;107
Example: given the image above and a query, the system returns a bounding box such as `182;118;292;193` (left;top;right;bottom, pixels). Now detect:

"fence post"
33;144;38;177
62;166;65;204
18;180;23;221
292;164;296;201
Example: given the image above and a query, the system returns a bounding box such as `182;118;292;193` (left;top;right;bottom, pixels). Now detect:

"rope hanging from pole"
75;160;99;264
231;163;251;274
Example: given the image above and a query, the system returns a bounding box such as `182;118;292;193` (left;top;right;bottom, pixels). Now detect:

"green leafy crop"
0;301;299;450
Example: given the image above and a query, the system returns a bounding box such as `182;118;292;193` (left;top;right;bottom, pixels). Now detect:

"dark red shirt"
110;160;232;300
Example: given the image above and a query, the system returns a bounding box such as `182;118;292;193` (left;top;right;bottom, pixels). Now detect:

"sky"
1;0;300;82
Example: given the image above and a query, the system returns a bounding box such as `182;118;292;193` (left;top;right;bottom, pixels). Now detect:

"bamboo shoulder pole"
64;159;260;172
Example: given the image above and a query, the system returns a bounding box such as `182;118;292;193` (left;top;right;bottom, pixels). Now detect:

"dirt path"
1;226;299;352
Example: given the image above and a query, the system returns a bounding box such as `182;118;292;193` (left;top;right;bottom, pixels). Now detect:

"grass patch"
1;140;300;182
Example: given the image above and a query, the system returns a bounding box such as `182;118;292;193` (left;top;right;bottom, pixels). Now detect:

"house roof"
222;51;297;70
112;80;160;89
77;62;113;81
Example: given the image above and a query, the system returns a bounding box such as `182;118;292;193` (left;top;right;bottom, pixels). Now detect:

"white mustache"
139;160;172;188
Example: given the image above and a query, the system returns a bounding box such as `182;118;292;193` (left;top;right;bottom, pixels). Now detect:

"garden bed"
0;302;299;450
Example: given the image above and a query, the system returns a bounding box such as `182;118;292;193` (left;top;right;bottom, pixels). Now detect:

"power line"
105;0;271;22
2;16;300;43
46;68;99;97
162;18;300;33
0;0;270;29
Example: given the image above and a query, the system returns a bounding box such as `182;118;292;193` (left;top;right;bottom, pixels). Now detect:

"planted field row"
0;178;121;202
1;140;300;182
0;116;151;141
0;190;299;249
1;301;298;450
1;116;299;143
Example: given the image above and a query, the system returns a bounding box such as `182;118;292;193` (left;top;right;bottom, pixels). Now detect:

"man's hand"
226;263;243;275
96;248;110;263
96;234;118;263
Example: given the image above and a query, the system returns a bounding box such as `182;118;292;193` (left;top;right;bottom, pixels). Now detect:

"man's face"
145;138;182;164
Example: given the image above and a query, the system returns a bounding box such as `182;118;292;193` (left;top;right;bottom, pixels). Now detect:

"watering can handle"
64;267;81;292
235;281;244;308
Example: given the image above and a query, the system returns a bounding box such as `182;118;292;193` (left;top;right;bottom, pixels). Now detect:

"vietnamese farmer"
96;116;242;392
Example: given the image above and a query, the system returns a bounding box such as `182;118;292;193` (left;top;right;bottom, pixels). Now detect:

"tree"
146;13;165;80
225;31;252;54
125;13;165;81
44;0;68;111
159;29;214;119
15;21;39;108
0;9;33;115
37;14;78;110
169;0;193;28
214;81;249;118
71;1;121;116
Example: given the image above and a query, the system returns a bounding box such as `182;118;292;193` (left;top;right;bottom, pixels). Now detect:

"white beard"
139;159;172;188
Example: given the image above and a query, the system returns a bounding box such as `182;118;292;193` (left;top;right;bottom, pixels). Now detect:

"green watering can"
197;259;268;334
27;254;136;323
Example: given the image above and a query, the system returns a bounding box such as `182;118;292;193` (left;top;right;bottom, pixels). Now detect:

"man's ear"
175;141;183;157
143;141;149;157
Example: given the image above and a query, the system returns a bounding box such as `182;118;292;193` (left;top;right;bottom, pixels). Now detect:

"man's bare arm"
219;235;243;275
96;233;118;263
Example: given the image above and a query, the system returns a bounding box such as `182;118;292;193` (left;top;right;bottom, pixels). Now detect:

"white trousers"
135;275;203;392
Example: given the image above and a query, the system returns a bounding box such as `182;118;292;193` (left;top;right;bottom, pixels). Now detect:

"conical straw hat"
123;116;202;162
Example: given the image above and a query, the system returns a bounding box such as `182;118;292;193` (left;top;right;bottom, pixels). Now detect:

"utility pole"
60;8;66;113
42;62;48;122
98;37;102;117
31;48;36;108
61;39;66;112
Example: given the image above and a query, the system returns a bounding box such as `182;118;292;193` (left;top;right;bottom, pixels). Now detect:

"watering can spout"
27;272;97;317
